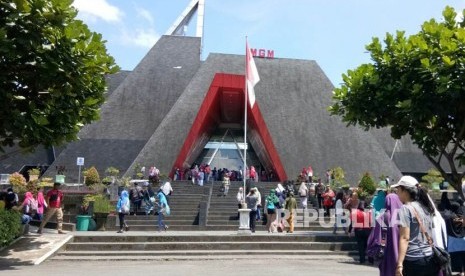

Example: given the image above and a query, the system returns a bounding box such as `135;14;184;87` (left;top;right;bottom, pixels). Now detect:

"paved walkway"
1;259;378;276
0;226;71;270
0;229;372;275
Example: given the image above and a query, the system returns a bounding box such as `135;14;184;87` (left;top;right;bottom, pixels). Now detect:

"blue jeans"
21;214;32;225
158;211;165;230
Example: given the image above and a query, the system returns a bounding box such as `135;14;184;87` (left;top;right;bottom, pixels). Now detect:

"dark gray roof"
104;70;130;98
126;53;403;184
44;36;202;182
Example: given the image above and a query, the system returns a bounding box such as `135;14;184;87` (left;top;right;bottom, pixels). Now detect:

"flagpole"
243;37;248;198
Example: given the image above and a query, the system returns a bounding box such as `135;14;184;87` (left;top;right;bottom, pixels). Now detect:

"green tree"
0;0;119;151
329;6;465;200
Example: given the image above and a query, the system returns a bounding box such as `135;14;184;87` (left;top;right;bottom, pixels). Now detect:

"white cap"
391;176;418;189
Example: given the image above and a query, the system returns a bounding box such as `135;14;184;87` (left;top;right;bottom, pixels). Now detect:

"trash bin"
76;215;91;231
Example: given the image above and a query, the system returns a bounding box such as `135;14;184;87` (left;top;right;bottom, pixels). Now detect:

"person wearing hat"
393;176;439;276
37;182;65;234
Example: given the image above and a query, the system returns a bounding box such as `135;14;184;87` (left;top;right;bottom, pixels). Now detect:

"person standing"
129;182;143;216
285;192;297;233
236;187;244;219
316;179;324;210
351;202;372;264
198;169;205;186
373;193;403;276
157;191;169;231
393;176;439;276
322;185;335;217
307;166;313;183
255;188;262;222
116;190;130;233
222;174;230;197
265;189;279;233
246;188;259;233
333;191;347;234
37;182;65;234
298;182;308;210
160;181;173;205
35;188;47;221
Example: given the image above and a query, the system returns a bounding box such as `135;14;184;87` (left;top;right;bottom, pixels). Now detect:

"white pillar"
238;208;251;235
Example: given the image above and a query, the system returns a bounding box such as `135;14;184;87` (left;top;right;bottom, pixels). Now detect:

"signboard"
77;157;85;166
250;48;274;59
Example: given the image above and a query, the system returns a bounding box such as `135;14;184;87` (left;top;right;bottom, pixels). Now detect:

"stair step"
57;250;358;256
65;241;357;251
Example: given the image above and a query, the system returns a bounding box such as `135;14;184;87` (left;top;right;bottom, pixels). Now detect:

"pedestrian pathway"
0;226;71;270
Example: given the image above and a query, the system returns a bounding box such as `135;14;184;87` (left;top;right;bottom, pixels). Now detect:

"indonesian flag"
246;41;260;108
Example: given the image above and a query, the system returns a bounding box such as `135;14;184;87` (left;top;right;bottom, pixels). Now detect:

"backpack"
121;200;130;214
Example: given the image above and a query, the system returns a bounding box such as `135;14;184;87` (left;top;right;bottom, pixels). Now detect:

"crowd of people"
120;181;173;233
0;182;65;234
234;174;465;276
172;164;277;184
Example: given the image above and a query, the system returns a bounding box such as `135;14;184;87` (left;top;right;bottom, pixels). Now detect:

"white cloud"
73;0;123;23
135;7;155;25
121;28;160;48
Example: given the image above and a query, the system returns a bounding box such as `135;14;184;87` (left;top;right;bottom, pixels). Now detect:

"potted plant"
55;165;66;184
28;168;40;181
87;194;113;231
9;172;26;194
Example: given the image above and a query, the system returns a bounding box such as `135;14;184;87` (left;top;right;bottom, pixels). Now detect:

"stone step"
120;220;198;226
51;254;358;262
71;234;353;243
56;249;357;257
64;241;357;251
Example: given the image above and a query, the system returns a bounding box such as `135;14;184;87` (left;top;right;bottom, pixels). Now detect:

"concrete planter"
94;212;109;231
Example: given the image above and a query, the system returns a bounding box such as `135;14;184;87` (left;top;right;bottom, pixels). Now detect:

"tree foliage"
329;6;465;199
0;0;119;151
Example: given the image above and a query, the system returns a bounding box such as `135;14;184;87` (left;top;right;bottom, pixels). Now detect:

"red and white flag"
246;41;260;108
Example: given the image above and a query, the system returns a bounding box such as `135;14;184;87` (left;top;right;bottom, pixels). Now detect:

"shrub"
358;172;377;195
421;168;444;190
9;172;26;194
26;180;38;193
84;166;100;186
83;194;112;213
28;168;40;175
0;210;21;247
105;167;120;177
330;167;348;189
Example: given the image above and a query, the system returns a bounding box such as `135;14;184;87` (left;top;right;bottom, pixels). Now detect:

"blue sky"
73;0;465;86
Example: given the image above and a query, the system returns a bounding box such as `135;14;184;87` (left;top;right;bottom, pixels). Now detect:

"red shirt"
352;209;372;229
47;189;64;208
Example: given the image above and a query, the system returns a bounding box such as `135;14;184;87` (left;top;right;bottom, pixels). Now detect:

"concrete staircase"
51;232;358;261
114;181;209;231
48;180;359;262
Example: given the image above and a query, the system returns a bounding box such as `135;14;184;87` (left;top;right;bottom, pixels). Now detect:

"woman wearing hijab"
333;191;347;234
265;189;279;233
441;194;465;276
157;191;169;231
371;190;387;218
298;182;308;210
15;191;36;229
236;187;244;219
370;193;403;276
36;188;46;221
116;190;130;233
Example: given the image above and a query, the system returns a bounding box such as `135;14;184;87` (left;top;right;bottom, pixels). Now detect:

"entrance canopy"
171;73;287;181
